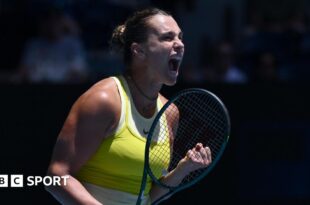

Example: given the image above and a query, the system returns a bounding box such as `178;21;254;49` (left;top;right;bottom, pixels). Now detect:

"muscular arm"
46;79;120;205
149;143;212;202
149;95;212;203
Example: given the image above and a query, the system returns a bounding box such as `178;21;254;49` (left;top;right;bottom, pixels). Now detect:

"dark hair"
110;8;170;65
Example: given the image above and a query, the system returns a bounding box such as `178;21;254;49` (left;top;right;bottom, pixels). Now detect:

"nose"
173;39;185;53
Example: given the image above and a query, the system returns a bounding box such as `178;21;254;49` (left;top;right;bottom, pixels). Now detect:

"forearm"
149;144;210;203
45;175;102;205
149;165;188;202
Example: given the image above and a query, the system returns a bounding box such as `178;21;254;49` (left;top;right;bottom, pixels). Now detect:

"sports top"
76;76;170;196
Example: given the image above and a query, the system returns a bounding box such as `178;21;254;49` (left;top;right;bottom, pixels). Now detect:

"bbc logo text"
0;175;69;187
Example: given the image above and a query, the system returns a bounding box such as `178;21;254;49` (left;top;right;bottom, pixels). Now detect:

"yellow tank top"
76;76;170;195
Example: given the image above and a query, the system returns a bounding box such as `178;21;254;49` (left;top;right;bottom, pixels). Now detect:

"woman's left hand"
177;143;212;174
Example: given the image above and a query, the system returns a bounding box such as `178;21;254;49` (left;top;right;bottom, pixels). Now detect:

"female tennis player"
46;8;212;205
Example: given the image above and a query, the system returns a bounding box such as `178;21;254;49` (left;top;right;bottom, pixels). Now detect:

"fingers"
199;145;211;162
195;143;203;151
186;143;212;166
181;143;212;173
188;148;204;163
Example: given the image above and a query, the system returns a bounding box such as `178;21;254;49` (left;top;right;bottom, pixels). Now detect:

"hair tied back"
110;24;126;52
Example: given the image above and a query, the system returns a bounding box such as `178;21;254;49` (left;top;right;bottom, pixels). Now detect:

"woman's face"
140;14;185;86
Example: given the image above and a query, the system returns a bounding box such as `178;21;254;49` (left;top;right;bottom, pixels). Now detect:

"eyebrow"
161;31;183;37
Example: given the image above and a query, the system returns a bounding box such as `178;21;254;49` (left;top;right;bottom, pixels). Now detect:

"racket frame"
136;88;230;205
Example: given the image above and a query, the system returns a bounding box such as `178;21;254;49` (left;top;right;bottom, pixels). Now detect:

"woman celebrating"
46;8;211;205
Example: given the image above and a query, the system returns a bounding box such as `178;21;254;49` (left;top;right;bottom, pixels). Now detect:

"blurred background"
0;0;309;204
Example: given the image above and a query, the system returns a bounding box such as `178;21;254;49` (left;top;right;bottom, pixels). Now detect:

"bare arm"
150;95;212;202
46;79;120;205
149;144;212;202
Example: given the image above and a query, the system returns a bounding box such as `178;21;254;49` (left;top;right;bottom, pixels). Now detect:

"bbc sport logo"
0;174;69;188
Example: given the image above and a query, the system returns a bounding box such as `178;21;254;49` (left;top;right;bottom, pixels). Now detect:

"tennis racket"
136;88;230;205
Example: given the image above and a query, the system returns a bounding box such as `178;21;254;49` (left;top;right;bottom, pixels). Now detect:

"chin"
165;81;177;86
164;76;178;86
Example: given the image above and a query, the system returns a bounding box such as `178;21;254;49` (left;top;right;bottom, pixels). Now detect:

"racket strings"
175;93;226;184
148;90;229;187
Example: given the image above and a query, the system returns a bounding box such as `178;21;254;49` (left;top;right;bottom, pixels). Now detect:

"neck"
125;73;160;102
124;73;161;118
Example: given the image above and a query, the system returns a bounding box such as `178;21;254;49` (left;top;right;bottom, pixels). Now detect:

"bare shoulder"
159;93;179;143
159;93;178;113
47;77;121;175
159;93;168;105
79;78;119;111
159;92;179;122
71;77;121;135
46;78;122;198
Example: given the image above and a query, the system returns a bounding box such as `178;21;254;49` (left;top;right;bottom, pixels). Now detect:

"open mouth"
169;59;180;72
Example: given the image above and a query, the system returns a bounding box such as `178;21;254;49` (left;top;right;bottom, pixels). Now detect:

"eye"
162;35;174;41
160;32;183;42
178;33;183;41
